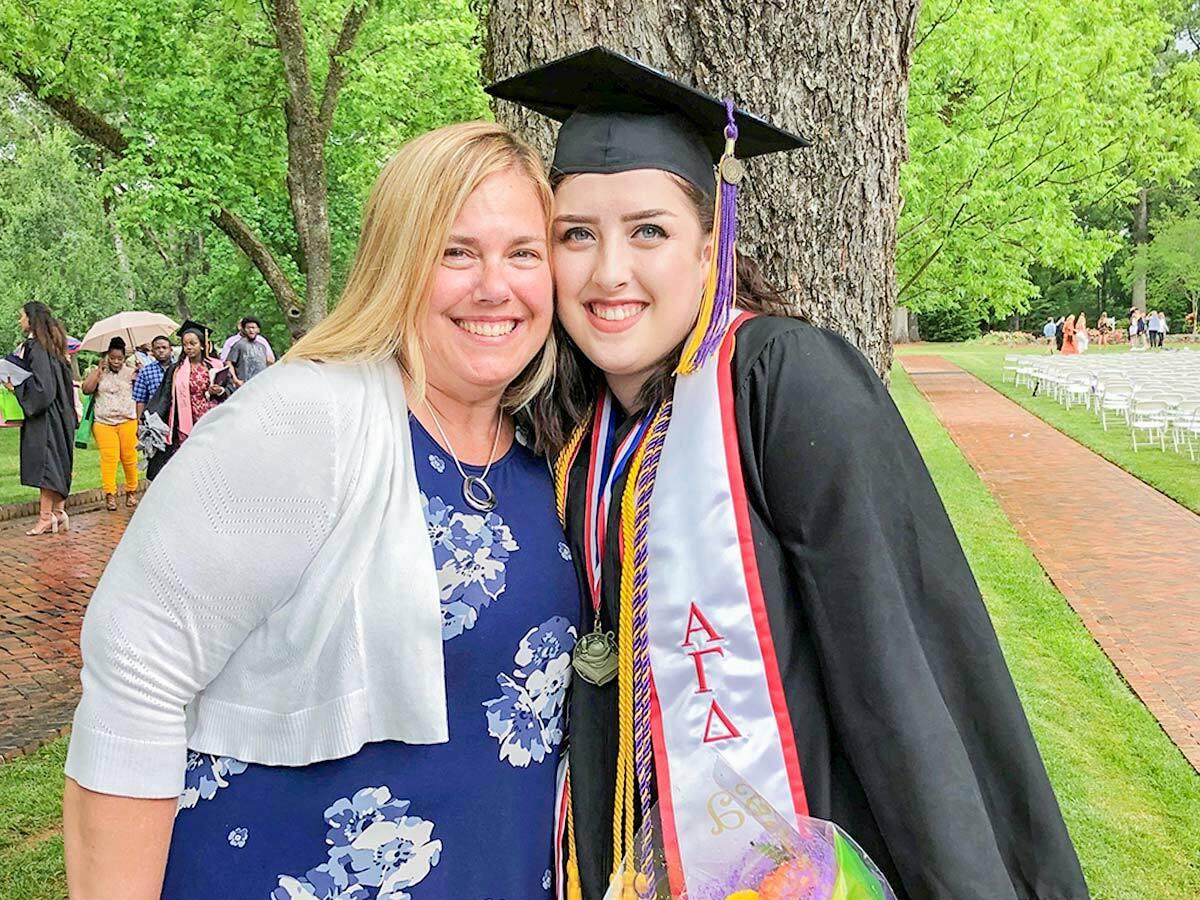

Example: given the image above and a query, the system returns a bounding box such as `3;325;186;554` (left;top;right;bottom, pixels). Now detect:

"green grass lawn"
0;370;1197;898
896;340;1200;514
0;427;104;506
891;364;1200;899
0;739;66;900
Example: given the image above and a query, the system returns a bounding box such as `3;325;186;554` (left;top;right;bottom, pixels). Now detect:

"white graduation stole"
643;312;808;895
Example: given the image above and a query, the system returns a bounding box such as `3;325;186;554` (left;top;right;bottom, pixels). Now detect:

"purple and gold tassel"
677;99;743;375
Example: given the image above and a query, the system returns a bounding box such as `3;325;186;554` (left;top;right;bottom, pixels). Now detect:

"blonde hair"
287;121;555;410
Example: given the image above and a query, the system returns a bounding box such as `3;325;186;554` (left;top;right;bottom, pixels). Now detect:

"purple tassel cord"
631;401;673;817
687;99;740;370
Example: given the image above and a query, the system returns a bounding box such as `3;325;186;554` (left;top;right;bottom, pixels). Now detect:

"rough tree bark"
1131;187;1149;312
269;0;373;335
484;0;922;377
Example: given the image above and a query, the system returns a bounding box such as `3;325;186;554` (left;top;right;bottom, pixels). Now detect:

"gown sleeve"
738;324;1089;900
14;342;60;417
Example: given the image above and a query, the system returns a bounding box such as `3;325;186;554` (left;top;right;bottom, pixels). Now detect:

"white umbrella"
79;311;179;353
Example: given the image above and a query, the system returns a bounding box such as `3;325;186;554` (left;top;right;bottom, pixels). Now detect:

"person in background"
134;343;153;369
1055;315;1065;351
2;302;76;535
219;317;276;365
1075;312;1088;353
1136;309;1148;350
1061;313;1078;355
1097;311;1111;346
225;316;275;385
82;337;140;511
132;336;176;481
1042;317;1057;351
148;321;233;454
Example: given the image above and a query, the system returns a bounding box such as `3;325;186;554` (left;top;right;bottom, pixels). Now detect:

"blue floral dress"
162;418;581;900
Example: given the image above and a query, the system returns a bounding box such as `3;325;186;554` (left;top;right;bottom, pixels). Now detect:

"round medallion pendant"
463;475;496;512
572;630;619;686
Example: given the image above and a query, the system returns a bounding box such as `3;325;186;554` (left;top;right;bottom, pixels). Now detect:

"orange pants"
92;419;139;495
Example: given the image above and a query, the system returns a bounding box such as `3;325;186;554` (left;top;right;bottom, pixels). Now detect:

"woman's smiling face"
552;169;711;407
421;168;552;403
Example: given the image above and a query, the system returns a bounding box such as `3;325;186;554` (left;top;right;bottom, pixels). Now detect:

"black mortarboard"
177;320;212;353
177;320;209;340
486;46;810;191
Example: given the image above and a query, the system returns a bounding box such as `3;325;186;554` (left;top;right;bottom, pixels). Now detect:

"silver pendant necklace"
424;402;503;512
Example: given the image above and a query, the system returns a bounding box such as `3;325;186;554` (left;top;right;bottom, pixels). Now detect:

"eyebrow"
553;209;678;225
446;234;547;246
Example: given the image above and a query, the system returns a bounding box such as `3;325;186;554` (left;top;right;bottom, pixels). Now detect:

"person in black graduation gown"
492;49;1089;900
4;302;76;535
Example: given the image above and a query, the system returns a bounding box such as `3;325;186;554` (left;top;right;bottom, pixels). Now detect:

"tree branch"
142;226;173;265
12;65;303;319
213;208;303;312
318;0;374;140
271;0;318;136
12;69;128;155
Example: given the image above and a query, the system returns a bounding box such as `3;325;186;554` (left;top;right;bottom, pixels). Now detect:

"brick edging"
0;724;71;764
0;485;142;523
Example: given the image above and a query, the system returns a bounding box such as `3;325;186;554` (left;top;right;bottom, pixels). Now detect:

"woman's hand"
81;366;102;396
2;378;12;392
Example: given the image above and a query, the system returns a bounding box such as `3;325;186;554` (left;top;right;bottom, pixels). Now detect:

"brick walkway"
0;507;129;760
901;355;1200;770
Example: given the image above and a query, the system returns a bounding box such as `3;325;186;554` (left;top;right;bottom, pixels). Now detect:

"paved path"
901;355;1200;770
0;507;129;760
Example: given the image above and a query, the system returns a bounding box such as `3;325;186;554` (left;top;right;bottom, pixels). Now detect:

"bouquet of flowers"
605;755;895;900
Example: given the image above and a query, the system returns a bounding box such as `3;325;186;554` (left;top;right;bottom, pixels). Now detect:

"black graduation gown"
14;339;76;497
565;316;1088;900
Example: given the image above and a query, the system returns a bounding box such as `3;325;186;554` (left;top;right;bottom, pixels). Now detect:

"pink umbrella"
79;312;179;353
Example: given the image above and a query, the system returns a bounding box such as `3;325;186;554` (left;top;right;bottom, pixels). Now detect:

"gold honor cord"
554;410;591;900
554;401;674;898
554;413;591;528
614;402;673;894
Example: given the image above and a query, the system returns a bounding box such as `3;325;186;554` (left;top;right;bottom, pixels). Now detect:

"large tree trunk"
1131;187;1149;311
484;1;922;377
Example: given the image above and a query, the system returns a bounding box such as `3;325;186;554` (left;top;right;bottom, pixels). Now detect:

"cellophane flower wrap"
603;755;896;900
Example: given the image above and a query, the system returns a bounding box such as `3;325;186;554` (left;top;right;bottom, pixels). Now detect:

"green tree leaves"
0;0;488;343
901;0;1200;322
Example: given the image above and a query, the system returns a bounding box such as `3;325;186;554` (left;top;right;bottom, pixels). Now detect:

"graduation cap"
176;320;213;355
487;47;810;373
485;46;809;191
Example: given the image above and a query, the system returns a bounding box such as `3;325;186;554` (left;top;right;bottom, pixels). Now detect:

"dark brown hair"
530;174;795;456
22;302;68;362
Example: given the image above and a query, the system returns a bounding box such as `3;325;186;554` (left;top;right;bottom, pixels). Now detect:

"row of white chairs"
1003;352;1200;457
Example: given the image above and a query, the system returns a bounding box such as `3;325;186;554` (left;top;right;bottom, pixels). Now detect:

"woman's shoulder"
731;314;890;433
219;357;403;428
733;314;873;386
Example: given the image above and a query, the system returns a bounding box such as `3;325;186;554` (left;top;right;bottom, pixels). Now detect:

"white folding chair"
1130;399;1169;451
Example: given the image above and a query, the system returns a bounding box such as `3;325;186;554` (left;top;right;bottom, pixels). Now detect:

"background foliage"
901;0;1200;336
0;0;488;353
0;1;1196;348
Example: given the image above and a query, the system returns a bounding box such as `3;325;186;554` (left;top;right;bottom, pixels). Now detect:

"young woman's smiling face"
552;169;711;408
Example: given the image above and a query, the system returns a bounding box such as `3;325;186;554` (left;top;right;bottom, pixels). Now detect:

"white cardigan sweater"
65;359;448;798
